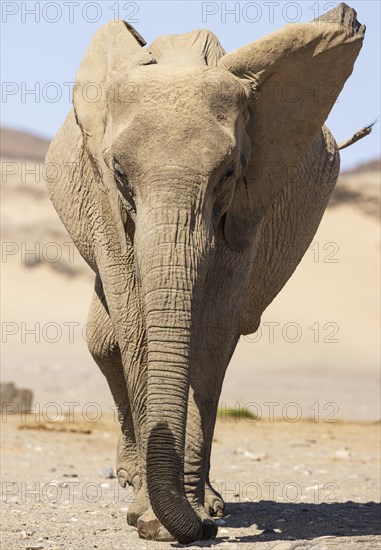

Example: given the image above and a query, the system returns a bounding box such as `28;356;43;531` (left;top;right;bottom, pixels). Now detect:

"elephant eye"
221;166;235;182
113;162;131;193
215;165;235;194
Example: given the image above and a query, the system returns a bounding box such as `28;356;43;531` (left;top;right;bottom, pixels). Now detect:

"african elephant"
46;3;367;543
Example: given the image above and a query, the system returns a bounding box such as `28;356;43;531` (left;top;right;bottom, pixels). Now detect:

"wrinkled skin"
46;4;365;543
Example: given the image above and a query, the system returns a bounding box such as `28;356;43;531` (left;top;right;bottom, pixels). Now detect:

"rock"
335;449;351;459
99;467;116;479
51;480;68;488
1;382;33;413
243;451;268;461
20;530;28;539
261;528;276;534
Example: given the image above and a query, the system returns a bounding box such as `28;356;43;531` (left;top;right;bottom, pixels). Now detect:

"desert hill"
1;126;50;161
343;157;381;174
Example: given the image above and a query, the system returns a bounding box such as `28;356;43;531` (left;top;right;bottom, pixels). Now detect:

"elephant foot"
205;480;225;517
117;468;139;490
126;488;149;527
187;498;219;540
137;508;175;541
129;489;218;542
127;488;175;540
137;508;217;542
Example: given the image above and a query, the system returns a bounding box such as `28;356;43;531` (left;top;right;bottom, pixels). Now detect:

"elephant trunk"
134;200;214;543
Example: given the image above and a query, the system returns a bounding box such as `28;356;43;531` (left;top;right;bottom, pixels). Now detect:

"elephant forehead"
106;67;245;173
109;111;238;182
111;110;237;173
107;65;247;113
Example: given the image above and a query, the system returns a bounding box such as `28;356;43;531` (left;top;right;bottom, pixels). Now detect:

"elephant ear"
73;21;150;253
219;3;365;251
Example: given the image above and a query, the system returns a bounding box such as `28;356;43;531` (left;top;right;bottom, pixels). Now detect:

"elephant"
46;3;368;543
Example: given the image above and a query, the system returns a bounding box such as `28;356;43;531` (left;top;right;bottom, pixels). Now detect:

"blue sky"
1;0;380;169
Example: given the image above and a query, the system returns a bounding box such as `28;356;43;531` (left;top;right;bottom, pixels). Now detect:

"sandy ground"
1;415;380;550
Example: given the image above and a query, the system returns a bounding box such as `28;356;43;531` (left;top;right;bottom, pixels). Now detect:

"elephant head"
73;4;364;542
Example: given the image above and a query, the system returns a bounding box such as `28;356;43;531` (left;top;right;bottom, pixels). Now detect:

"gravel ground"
1;415;380;550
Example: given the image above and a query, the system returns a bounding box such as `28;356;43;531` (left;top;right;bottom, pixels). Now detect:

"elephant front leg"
184;386;225;519
87;280;140;491
184;391;215;516
116;417;139;490
185;319;240;518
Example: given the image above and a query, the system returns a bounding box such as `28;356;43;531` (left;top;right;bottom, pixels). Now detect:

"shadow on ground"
174;501;381;546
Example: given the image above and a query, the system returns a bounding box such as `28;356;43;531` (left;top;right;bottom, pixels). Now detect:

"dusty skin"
1;415;380;550
43;2;371;543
